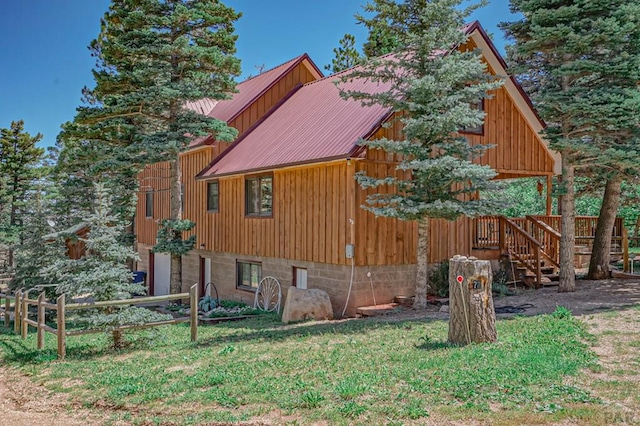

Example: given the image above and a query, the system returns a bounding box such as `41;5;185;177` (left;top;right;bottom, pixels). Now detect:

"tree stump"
448;255;497;345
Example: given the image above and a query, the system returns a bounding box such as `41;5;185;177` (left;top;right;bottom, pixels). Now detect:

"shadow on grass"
193;314;444;350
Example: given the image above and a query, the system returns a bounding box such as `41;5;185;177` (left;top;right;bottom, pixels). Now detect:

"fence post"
37;292;46;350
14;290;21;335
57;295;66;360
21;289;31;339
190;284;198;342
623;227;629;273
4;293;9;328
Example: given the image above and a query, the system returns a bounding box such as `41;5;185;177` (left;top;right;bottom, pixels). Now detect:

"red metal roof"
198;22;537;178
209;53;321;123
187;54;322;148
198;68;393;178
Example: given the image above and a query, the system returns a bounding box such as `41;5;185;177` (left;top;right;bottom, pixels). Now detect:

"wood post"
14;290;21;335
21;290;30;339
546;174;553;216
448;255;497;345
623;227;629;273
498;217;506;253
4;294;9;328
57;295;66;360
37;292;45;350
190;284;198;343
535;249;542;289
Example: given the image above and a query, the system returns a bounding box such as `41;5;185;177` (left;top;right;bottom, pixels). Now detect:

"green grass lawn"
0;310;608;425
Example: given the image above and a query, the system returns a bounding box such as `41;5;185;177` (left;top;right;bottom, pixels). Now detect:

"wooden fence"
0;284;198;359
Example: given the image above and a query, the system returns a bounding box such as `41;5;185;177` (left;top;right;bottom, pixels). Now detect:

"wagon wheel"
254;276;282;313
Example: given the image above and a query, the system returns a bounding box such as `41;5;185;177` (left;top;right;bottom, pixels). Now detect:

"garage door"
153;253;171;296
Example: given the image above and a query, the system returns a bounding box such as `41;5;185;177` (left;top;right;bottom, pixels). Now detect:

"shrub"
429;261;450;297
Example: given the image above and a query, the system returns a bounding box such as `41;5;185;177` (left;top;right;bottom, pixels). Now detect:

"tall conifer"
62;0;242;294
502;0;640;287
338;0;503;308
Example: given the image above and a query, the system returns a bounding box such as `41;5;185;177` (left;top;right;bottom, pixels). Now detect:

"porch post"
546;174;553;216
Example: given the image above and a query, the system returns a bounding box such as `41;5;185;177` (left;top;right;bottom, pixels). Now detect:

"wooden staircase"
474;215;628;288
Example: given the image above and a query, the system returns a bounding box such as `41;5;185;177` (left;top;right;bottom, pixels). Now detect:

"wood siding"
355;74;554;265
135;59;320;246
197;162;351;265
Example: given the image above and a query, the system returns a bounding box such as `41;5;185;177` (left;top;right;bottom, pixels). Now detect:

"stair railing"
499;217;542;285
525;215;560;269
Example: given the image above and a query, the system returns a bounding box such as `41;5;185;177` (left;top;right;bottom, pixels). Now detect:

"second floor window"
245;175;272;217
207;181;219;212
145;191;153;218
460;99;484;135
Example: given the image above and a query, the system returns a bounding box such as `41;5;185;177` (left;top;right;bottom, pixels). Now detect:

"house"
134;54;324;297
135;21;560;315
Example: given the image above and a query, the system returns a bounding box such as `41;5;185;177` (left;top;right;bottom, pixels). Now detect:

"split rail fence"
0;284;198;359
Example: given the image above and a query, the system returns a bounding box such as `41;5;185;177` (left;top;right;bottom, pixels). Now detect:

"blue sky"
0;1;516;149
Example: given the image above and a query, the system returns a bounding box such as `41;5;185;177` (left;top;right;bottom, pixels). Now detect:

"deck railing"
500;217;543;285
526;216;560;268
474;215;630;272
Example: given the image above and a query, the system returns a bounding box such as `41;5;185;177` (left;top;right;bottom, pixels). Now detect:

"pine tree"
0;120;45;269
338;0;503;308
325;34;363;73
64;0;242;295
357;1;401;57
45;183;169;348
11;184;65;295
502;0;640;288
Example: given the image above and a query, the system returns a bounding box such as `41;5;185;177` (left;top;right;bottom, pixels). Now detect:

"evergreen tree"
0;120;45;269
45;183;169;348
357;1;401;57
338;0;503;308
11;183;65;295
502;0;640;287
65;0;242;294
325;34;363;73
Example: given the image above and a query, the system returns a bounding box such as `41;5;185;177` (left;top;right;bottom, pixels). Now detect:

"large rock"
282;287;334;324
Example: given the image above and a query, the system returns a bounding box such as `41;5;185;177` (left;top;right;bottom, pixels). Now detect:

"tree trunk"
448;256;496;345
587;176;622;280
169;156;183;295
558;153;576;292
8;176;19;268
111;329;125;349
413;218;429;309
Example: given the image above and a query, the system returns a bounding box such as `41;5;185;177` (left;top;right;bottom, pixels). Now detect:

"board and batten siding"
135;59;321;246
197;162;351;266
355;74;555;265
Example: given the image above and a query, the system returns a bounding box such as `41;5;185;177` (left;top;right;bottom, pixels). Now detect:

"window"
293;267;308;289
145;191;153;218
460;99;484;135
207;181;219;212
237;261;261;291
245;175;273;216
181;184;185;211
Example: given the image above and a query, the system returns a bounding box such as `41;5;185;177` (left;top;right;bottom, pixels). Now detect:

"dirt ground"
0;278;639;426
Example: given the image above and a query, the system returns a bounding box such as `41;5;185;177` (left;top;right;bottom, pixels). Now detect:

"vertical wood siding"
355;74;554;265
197;162;350;265
135;60;320;247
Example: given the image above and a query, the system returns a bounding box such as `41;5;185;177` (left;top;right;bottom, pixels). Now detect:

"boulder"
282;287;334;324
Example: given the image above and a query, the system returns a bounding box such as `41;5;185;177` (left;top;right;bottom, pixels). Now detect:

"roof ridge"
304;21;479;88
237;54;306;85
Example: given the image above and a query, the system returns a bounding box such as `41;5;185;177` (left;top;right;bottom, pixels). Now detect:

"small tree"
0;120;45;268
325;34;363;73
11;188;64;295
339;0;503;308
46;183;169;348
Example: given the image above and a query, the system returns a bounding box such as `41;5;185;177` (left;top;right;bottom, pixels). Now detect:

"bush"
429;261;449;297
